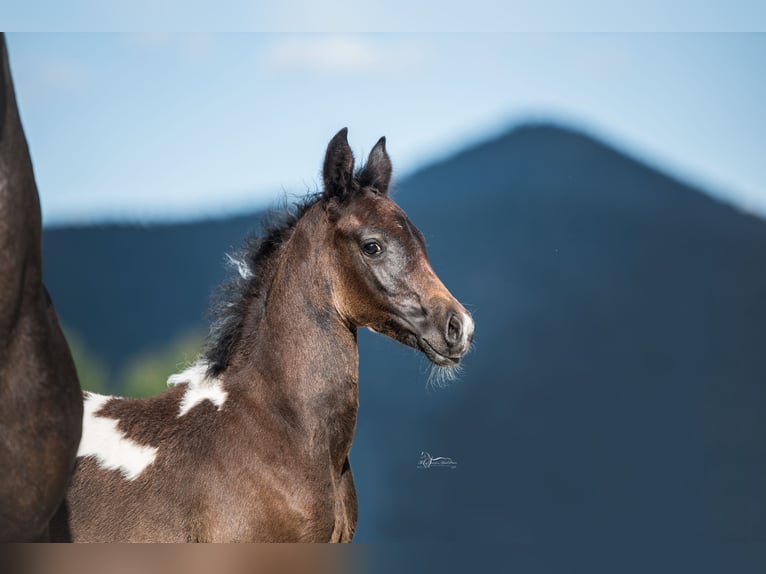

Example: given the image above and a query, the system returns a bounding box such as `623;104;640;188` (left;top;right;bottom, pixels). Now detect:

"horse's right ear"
323;128;355;200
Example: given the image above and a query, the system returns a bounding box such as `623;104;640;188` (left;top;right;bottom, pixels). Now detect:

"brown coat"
0;34;82;542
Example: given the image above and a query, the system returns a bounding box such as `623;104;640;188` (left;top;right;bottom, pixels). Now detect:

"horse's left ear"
358;136;392;195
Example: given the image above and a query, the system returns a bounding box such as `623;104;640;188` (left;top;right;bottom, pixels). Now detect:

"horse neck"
225;204;359;468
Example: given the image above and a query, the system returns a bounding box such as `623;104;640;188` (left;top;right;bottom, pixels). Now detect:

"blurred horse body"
0;34;82;541
52;129;473;542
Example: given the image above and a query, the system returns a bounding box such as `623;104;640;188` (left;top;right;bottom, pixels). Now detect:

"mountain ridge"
43;122;761;231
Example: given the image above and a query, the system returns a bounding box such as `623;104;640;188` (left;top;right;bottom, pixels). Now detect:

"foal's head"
322;128;474;374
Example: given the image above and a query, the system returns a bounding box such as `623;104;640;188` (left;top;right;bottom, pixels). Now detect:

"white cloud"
260;35;432;76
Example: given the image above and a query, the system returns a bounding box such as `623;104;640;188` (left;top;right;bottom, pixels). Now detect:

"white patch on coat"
167;362;210;387
167;361;228;417
77;392;158;481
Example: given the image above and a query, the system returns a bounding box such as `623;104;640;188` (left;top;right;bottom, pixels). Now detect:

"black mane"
202;193;322;376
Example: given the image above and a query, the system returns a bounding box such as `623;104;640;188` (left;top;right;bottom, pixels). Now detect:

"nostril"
446;313;462;345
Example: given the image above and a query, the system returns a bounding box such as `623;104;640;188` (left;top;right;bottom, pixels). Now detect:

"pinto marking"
168;362;228;417
77;392;158;481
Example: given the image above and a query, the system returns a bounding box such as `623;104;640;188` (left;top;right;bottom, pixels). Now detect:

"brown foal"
51;128;473;542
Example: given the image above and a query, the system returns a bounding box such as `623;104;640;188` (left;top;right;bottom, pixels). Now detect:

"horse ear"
359;136;392;194
323;127;355;200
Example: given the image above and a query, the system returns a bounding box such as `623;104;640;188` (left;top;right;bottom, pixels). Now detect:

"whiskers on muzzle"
425;341;474;390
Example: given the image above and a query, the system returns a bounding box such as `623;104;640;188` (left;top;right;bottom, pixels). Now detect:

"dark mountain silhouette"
42;124;766;547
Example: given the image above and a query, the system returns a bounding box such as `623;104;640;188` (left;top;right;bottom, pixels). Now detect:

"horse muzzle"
417;307;474;367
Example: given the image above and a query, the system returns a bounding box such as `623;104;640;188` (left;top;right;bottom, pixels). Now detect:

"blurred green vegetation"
64;327;204;398
64;328;108;394
120;332;204;398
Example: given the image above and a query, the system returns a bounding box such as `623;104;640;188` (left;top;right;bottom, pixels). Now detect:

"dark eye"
362;240;383;257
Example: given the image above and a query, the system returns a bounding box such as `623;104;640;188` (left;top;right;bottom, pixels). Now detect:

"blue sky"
2;1;765;32
6;32;765;225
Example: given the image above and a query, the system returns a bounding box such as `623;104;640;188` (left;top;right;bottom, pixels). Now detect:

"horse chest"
201;461;355;542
